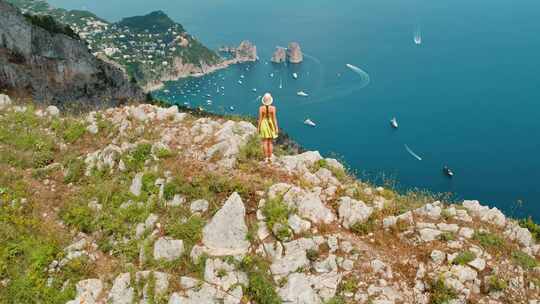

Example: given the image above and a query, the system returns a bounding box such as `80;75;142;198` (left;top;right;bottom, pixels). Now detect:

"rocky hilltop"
0;0;144;107
0;93;539;304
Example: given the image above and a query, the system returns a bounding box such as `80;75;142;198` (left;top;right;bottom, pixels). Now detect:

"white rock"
129;173;143;197
108;273;134;304
0;94;12;110
338;197;373;229
437;223;460;233
153;237;184;261
190;199;209;213
431;250;446;264
288;214;311;234
279;273;322;304
450;265;477;283
467;258;486;271
202;192;249;256
46;105;60;117
130;106;148;122
459;227;475;239
418;228;442;242
270;238;317;276
67;279;103;304
156;106;179;120
86;123;99;134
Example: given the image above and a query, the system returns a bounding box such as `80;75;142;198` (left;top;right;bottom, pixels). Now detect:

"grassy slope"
0;101;538;303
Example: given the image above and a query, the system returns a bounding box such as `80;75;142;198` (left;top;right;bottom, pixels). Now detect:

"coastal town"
9;0;222;88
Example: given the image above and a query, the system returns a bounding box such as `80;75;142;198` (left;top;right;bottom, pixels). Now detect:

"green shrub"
238;135;263;163
165;215;205;249
438;232;455;242
122;143;152;172
306;248;320;262
487;276;507;292
60;202;95;233
239;255;280;304
350;216;377;235
262;197;290;232
325;296;346;304
64;157;85;184
430;278;457;304
452;251;476;266
51;118;86;143
519;217;540;242
24;13;80;40
473;231;504;248
512;251;538;270
338;276;359;294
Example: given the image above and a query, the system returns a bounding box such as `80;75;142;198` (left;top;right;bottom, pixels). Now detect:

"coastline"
142;57;249;93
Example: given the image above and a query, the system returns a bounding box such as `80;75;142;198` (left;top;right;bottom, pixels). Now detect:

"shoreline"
142;57;250;93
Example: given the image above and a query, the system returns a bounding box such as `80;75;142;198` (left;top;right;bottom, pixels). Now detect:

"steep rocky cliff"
287;42;303;64
0;0;144;107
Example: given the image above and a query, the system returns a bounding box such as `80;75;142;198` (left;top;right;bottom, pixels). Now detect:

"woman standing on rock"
258;93;279;163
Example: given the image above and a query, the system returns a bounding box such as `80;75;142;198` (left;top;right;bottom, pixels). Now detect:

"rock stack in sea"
271;47;287;63
287;42;303;63
235;40;258;62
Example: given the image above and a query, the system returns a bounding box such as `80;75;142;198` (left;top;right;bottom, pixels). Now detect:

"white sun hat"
262;93;273;106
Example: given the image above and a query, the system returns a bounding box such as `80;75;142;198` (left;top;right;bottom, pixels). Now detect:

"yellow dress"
259;109;278;139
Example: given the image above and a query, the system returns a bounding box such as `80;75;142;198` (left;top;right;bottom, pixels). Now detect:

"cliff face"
0;0;144;107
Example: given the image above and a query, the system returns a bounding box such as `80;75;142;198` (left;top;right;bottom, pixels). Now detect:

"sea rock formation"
0;0;144;107
271;47;287;63
287;42;304;63
235;40;258;62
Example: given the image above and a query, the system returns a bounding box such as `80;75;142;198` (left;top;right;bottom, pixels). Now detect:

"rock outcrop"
1;98;538;304
235;40;258;62
287;42;303;63
271;47;286;63
0;0;144;107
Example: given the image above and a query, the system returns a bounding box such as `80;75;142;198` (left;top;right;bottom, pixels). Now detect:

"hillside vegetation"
0;94;538;304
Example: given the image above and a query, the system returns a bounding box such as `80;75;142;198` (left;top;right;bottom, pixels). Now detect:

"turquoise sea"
49;0;540;220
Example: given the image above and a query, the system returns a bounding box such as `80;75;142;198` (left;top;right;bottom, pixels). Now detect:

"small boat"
164;89;170;93
238;80;243;84
304;119;316;127
270;73;274;78
221;86;225;90
206;100;213;105
229;106;235;111
297;91;309;97
390;117;398;129
292;73;298;79
279;78;283;89
240;75;245;79
252;88;257;92
205;94;212;98
443;166;454;177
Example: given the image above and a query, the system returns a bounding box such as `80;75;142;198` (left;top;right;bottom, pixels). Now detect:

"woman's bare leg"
268;141;273;159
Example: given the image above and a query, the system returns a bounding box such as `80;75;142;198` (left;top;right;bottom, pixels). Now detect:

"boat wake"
345;63;370;88
404;144;423;161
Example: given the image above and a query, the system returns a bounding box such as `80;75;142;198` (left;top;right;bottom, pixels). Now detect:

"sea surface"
49;0;540;220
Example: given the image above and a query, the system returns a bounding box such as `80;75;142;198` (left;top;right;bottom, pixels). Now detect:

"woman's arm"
257;107;262;132
272;108;279;133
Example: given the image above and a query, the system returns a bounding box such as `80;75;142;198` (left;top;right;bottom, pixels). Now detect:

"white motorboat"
390;117;398;129
297;91;309;97
238;80;243;84
252;88;257;92
292;73;298;79
279;78;283;89
270;73;274;78
304;119;316;127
